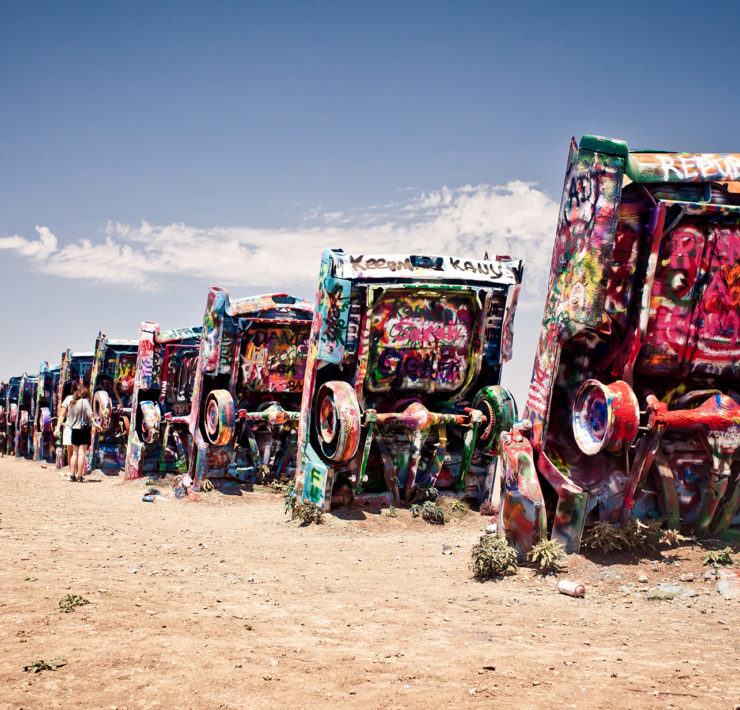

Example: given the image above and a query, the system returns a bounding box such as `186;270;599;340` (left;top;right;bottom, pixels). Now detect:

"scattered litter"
442;544;452;555
557;580;585;598
484;523;497;535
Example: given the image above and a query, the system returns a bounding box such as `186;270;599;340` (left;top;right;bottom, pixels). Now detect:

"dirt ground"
0;457;738;710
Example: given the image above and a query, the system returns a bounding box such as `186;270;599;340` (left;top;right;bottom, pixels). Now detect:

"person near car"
54;385;101;481
54;381;78;468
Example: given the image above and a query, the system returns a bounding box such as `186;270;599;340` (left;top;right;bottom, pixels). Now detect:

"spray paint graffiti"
500;135;740;557
240;327;309;392
33;361;60;462
188;288;314;491
367;294;474;392
296;248;524;512
124;322;201;481
87;333;139;473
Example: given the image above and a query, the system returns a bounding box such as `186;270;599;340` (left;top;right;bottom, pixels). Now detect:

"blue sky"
1;1;737;404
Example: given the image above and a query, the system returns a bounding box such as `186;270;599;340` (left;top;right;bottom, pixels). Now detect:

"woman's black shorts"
71;426;92;446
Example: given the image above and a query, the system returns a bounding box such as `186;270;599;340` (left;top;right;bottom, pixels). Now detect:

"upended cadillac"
498;135;740;556
296;249;524;510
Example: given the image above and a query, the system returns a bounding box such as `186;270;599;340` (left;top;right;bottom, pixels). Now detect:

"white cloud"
0;182;558;299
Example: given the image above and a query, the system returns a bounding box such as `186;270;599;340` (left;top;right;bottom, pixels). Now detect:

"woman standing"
54;381;78;469
55;385;100;482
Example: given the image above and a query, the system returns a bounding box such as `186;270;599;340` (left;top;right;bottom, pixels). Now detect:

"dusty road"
0;457;738;709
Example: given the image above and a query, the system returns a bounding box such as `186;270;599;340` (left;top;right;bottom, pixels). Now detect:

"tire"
139;401;162;444
93;391;113;432
315;381;361;463
472;385;518;452
204;389;235;446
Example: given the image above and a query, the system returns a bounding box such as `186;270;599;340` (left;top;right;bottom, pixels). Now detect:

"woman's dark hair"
74;385;90;400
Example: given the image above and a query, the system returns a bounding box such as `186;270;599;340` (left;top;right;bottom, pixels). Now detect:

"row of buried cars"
3;135;740;552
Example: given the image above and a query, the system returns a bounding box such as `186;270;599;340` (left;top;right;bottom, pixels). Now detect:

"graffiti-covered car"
87;332;138;472
189;289;313;489
4;376;21;455
15;372;39;459
296;249;524;511
125;322;201;479
0;381;7;453
34;362;61;462
58;350;94;403
499;135;740;556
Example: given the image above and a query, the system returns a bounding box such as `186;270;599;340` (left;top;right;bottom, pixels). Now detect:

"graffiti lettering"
377;348;463;385
321;284;346;347
245;329;304;348
449;258;503;277
241;327;309;392
653;154;740;182
387;319;468;348
346;300;362;352
208;448;230;468
350;255;414;272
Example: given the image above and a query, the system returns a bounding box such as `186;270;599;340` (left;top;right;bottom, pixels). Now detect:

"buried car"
33;362;61;463
498;135;740;556
0;381;7;452
58;349;94;402
189;289;313;489
14;372;38;458
88;332;138;472
296;248;524;511
4;376;21;455
125;322;201;479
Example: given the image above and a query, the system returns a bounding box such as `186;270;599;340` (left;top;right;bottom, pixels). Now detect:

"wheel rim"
203;390;235;446
472;386;517;452
315;381;361;463
572;379;639;455
140;401;161;444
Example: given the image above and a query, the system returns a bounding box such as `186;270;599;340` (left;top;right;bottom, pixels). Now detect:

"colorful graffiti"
240;327;309;393
188;288;313;491
33;361;60;462
296;248;524;511
124;321;201;481
500;135;740;557
367;293;475;392
87;333;139;473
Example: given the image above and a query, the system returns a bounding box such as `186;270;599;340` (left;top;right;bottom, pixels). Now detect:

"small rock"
679;573;694;583
532;680;540;686
638;574;648;583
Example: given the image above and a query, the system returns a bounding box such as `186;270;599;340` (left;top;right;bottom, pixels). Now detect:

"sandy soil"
0;457;738;710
